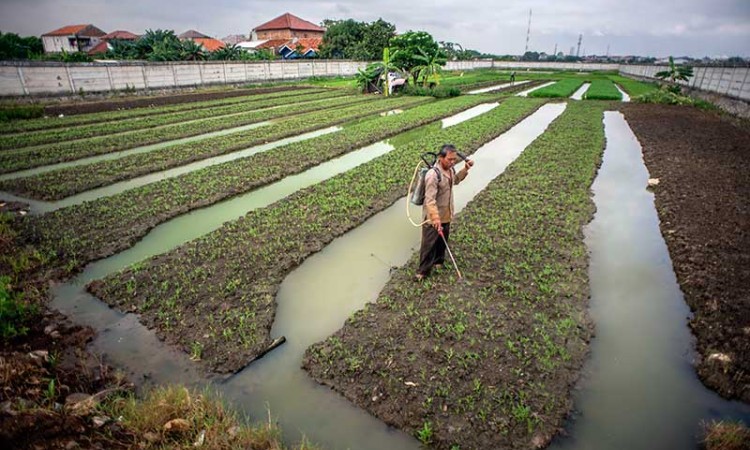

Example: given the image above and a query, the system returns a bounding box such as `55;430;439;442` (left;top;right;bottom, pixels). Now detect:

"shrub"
634;90;717;111
403;84;460;98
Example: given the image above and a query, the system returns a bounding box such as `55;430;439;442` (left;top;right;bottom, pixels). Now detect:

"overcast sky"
1;0;748;57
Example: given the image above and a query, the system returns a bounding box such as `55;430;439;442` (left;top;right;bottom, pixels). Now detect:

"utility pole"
576;34;582;57
606;44;610;57
553;43;557;57
524;9;532;54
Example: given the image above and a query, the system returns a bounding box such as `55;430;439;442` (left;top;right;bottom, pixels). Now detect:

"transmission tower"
524;9;532;54
553;43;557;57
576;34;582;57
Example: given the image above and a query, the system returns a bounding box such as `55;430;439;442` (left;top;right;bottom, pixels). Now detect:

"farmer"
416;144;474;281
510;71;516;85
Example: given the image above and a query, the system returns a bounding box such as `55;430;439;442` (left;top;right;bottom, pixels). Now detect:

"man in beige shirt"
416;144;474;280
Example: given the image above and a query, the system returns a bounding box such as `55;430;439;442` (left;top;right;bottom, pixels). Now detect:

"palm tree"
655;56;694;92
181;40;206;61
413;47;447;87
211;44;247;61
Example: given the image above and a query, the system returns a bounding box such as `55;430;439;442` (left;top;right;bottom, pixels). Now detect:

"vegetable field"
3;72;746;450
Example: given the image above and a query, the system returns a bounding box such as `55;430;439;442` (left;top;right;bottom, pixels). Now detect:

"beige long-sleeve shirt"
423;163;469;224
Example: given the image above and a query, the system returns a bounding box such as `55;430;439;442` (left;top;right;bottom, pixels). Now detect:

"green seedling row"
608;75;658;97
528;79;585;98
583;79;623;100
0;94;381;174
0;90;349;150
87;97;546;373
3;96;429;200
23;95;503;279
304;101;606;449
0;87;323;135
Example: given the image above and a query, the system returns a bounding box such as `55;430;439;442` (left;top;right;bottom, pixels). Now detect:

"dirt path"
621;104;750;403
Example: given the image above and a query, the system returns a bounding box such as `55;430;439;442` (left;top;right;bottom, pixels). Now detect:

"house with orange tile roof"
42;24;106;53
88;30;140;56
246;13;324;59
178;30;226;53
250;13;325;41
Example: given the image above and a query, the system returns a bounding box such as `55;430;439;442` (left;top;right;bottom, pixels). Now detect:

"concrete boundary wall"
1;60;748;101
619;65;750;101
0;60;371;96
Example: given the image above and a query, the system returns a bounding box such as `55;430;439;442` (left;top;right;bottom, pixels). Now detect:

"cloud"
0;0;747;56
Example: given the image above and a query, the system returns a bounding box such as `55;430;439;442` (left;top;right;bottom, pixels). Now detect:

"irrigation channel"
549;112;750;450
0;126;340;214
0;121;273;181
570;82;592;100
516;81;556;97
49;101;566;449
615;85;631;102
467;80;530;94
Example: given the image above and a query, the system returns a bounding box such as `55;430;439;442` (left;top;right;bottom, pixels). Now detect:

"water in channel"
615;84;631;102
516;81;556;97
468;80;530;94
0;121;273;181
52;105;502;383
13;127;340;214
49;101;566;449
570;82;591;100
224;102;567;449
549;111;750;450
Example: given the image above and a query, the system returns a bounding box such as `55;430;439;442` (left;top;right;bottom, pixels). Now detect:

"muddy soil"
621;103;750;403
43;85;312;116
0;309;134;449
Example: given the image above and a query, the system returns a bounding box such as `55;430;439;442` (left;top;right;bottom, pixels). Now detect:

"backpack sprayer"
406;150;470;280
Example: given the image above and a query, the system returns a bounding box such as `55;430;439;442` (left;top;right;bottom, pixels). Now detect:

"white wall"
619;65;750;101
1;60;747;102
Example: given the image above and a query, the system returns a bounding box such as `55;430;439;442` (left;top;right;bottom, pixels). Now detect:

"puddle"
570;82;591;100
549;111;750;450
468;80;530;94
516;81;556;97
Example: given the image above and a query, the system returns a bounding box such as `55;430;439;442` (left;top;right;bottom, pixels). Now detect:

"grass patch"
609;74;658;97
104;385;318;449
701;420;750;450
583;79;623;100
528;79;585;98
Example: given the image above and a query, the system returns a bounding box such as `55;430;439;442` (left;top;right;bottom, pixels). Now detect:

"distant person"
510;71;516;85
416;144;474;281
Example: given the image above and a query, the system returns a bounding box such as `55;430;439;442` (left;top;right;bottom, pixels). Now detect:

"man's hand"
432;218;442;231
464;159;474;170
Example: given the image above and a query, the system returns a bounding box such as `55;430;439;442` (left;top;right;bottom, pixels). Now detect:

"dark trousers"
418;223;450;276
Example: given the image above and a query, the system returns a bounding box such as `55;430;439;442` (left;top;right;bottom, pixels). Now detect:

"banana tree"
412;46;447;87
379;47;400;96
655;56;694;92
